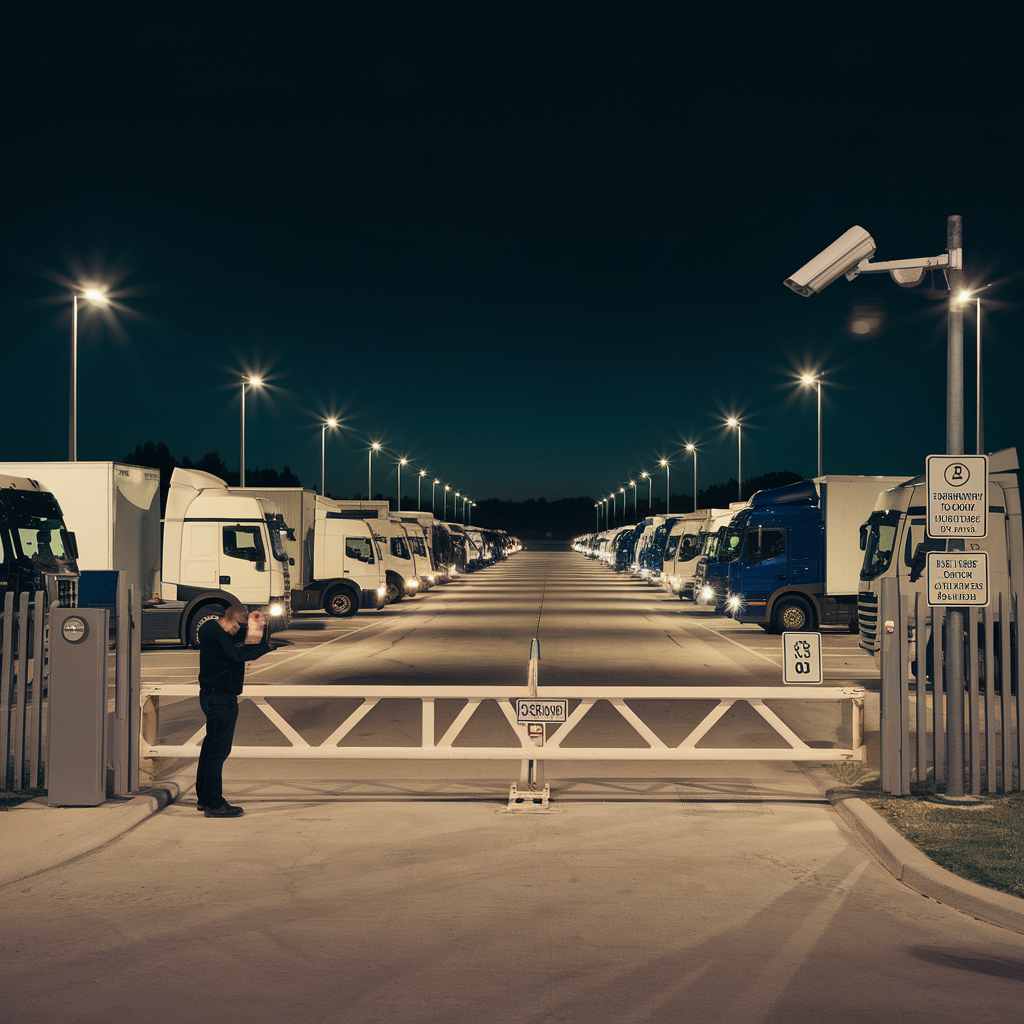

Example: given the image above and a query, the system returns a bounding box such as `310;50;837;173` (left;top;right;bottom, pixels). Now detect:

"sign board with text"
515;698;568;724
782;632;822;684
926;551;989;607
926;455;988;539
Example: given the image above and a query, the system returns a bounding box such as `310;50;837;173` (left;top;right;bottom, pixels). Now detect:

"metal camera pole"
945;215;966;798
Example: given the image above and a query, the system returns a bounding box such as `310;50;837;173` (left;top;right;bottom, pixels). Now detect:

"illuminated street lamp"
320;418;338;496
418;469;427;511
595;503;599;531
396;458;408;511
432;478;440;515
240;375;263;487
69;286;110;461
800;373;824;477
659;459;670;514
444;484;450;519
368;442;381;499
619;487;625;526
726;418;742;501
629;480;637;523
685;444;698;511
641;471;651;513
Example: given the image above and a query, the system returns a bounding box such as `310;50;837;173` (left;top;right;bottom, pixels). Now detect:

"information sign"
926;455;988;539
782;631;822;685
515;698;568;724
926;551;989;607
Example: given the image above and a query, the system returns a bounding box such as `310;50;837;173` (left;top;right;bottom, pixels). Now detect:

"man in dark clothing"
195;604;270;817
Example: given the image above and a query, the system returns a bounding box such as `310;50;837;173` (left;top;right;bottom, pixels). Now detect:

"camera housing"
783;226;876;297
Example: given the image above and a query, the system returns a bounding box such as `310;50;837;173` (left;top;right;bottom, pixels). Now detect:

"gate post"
879;576;907;794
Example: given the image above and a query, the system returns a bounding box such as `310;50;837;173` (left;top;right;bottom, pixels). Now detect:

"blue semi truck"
695;475;905;632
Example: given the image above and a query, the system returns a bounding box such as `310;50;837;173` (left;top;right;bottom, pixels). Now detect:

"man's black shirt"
198;619;270;694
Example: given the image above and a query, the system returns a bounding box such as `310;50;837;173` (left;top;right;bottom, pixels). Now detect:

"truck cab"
0;475;80;607
161;468;292;645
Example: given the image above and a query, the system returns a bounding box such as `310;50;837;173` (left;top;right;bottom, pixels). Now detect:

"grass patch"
869;792;1024;900
0;787;46;810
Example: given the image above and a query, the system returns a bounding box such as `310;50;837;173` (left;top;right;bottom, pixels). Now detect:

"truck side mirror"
289;557;295;566
859;524;867;551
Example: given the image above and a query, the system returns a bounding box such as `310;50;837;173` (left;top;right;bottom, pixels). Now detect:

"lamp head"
685;443;695;452
419;469;426;477
727;417;739;427
82;287;109;306
325;418;338;428
400;458;408;466
659;459;667;467
371;442;381;451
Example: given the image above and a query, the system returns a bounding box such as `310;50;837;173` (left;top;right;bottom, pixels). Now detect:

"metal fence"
1;591;46;792
878;578;1022;795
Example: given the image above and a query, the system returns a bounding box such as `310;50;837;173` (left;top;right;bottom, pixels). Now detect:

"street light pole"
368;442;381;499
418;469;426;511
432;479;439;515
801;374;824;477
240;376;263;487
397;459;407;512
630;480;637;523
727;418;742;500
686;444;698;511
660;459;670;514
321;418;337;496
641;472;651;516
69;287;109;462
444;485;450;519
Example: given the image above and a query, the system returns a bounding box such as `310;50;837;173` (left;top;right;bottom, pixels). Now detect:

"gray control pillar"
48;608;109;806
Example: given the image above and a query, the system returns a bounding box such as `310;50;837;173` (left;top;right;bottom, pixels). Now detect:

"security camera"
783;226;877;297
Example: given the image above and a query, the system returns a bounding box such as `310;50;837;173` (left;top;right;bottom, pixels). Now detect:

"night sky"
4;11;1021;505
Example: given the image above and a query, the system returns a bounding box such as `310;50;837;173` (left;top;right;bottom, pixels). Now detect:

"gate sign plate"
926;455;988;539
782;631;822;685
926;551;989;607
516;698;568;723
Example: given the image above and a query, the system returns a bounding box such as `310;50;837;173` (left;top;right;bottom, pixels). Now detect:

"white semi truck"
2;463;292;646
232;487;391;616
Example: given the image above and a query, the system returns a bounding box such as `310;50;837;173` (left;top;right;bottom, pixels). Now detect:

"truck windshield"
4;490;77;573
664;534;681;560
713;527;744;563
860;510;902;580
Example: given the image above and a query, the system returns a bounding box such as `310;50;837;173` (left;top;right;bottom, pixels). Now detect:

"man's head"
220;603;249;634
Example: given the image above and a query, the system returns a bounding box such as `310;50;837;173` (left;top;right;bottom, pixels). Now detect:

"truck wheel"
324;586;358;618
386;577;404;603
188;603;225;648
771;596;814;634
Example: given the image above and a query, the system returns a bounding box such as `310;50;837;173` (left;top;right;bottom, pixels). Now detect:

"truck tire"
771;596;815;634
385;574;405;603
324;586;358;618
188;603;226;648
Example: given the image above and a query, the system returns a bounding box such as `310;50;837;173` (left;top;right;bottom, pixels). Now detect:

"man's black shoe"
197;803;207;811
204;803;244;818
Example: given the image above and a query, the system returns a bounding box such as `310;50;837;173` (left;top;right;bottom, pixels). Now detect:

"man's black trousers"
196;690;239;809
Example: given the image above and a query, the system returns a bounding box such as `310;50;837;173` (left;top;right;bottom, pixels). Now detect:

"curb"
0;775;190;888
802;767;1024;936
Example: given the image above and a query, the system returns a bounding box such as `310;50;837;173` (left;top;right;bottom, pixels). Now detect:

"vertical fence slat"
969;606;980;795
12;592;30;790
29;592;45;790
915;592;926;785
1000;591;1012;792
1016;593;1023;793
932;606;946;786
1;591;15;788
984;598;996;792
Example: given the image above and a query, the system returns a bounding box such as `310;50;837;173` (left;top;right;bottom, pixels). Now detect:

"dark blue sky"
3;10;1021;502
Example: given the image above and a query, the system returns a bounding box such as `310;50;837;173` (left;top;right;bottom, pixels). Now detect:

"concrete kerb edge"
0;775;191;889
801;765;1024;936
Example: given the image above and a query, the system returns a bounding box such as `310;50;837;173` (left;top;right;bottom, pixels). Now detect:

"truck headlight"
701;587;714;601
726;595;742;611
377;587;387;597
269;603;284;617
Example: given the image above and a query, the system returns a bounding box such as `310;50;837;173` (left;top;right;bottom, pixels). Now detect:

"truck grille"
858;591;879;653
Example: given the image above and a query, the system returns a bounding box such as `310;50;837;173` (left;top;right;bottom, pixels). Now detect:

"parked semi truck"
232;487;390;616
697;476;906;632
857;448;1023;655
2;463;292;646
0;473;80;607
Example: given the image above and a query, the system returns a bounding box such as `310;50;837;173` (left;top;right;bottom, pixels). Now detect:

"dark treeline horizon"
123;441;807;537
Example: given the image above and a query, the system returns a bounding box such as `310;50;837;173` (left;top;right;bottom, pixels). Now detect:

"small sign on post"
782;631;822;685
926;455;988;539
926;551;989;607
515;698;568;724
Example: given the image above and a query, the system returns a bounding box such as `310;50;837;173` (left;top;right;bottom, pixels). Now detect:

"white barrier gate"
141;640;865;807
